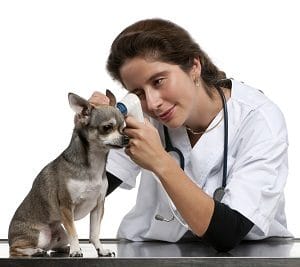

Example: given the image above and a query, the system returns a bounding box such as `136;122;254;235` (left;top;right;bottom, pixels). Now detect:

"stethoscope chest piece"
213;187;225;202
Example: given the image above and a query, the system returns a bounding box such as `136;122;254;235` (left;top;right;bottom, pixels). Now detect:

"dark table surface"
1;238;300;266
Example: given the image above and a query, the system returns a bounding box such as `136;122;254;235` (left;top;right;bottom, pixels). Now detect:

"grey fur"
8;91;125;257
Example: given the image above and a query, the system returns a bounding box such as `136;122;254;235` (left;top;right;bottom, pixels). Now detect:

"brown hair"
106;18;226;95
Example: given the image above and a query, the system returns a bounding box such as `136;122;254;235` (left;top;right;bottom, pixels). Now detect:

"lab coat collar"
173;81;243;189
163;80;258;190
165;106;231;190
188;109;228;188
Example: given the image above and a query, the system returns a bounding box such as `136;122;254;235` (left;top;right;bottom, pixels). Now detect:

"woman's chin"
161;118;184;129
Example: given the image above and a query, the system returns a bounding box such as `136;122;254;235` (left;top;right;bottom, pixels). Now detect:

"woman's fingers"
124;116;141;128
88;91;110;106
123;117;150;139
124;116;149;129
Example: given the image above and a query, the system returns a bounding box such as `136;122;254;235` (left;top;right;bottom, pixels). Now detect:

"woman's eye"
154;78;164;87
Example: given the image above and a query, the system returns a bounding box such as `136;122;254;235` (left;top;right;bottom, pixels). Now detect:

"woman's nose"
145;88;162;111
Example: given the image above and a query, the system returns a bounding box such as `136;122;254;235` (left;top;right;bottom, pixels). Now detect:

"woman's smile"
157;104;176;122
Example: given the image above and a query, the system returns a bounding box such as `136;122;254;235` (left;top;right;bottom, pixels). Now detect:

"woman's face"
119;57;201;128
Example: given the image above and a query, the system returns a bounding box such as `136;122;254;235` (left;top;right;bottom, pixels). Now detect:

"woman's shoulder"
230;80;287;141
231;79;271;108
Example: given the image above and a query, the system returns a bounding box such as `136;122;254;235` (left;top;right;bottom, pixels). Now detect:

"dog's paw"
32;249;49;257
69;249;83;257
97;248;115;257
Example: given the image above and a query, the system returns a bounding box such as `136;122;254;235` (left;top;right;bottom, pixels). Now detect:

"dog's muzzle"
121;135;130;147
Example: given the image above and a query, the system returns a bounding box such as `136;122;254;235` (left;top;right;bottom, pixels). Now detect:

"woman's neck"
185;87;231;133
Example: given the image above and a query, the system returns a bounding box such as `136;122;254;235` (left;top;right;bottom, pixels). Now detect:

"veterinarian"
89;18;292;252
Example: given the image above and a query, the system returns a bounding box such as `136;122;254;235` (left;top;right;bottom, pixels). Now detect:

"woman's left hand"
124;116;168;172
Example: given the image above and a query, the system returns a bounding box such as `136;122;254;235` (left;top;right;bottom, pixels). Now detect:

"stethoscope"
155;79;230;225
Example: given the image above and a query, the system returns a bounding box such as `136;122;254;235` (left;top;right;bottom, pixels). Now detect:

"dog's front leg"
60;206;83;257
90;199;114;257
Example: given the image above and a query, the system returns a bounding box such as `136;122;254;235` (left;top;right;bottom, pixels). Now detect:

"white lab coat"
106;79;292;242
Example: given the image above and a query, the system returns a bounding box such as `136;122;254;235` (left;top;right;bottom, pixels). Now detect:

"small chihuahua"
8;90;126;257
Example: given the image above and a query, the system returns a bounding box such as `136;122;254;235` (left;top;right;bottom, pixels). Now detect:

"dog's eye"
102;123;114;133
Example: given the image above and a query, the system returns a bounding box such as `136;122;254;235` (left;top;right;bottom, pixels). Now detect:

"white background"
0;0;299;239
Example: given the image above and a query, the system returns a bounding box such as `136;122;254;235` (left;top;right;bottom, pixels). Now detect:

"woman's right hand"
88;91;110;106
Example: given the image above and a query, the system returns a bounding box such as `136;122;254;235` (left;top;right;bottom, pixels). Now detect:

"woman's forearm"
154;154;215;236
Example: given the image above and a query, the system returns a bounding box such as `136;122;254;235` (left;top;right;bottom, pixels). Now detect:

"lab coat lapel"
188;111;225;188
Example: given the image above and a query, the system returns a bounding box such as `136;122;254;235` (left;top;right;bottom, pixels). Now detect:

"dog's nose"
121;135;130;147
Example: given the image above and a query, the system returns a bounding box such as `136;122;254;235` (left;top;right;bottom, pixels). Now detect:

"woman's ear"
191;57;201;79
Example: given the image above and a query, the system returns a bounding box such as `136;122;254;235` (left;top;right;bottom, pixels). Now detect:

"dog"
8;90;126;257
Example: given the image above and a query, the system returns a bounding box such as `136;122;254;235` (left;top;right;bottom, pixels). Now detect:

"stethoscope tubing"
163;126;185;169
163;79;230;195
216;83;228;189
157;79;230;226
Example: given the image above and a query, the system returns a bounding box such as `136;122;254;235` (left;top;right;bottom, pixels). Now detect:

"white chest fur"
66;158;108;220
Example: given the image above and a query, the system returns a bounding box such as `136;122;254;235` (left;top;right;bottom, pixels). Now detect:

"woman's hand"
124;116;169;172
88;91;110;106
125;117;215;238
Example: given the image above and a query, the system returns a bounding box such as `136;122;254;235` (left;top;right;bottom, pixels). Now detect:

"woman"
89;18;292;251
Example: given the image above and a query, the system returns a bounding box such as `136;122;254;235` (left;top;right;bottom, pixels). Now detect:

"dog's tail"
9;239;45;257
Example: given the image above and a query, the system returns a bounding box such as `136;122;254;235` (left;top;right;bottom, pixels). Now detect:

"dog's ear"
68;93;92;114
68;93;93;125
106;90;116;107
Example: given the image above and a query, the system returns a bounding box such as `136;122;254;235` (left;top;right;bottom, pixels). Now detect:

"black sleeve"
106;172;122;196
202;200;254;252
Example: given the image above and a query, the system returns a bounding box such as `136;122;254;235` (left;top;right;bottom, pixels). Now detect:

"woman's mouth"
158;105;176;122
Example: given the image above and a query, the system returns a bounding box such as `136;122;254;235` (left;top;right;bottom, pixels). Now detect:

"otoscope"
116;93;144;122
